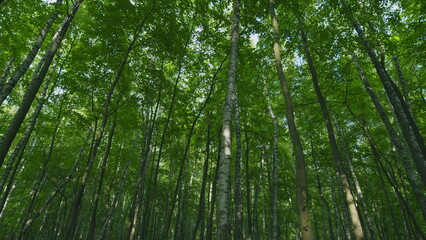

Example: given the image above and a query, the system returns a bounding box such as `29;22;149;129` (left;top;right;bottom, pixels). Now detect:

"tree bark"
312;142;335;240
193;120;211;240
350;52;426;220
263;82;279;240
245;131;253;239
268;2;314;239
87;115;117;240
0;0;62;105
299;21;364;239
234;95;244;240
334;118;376;239
20;128;92;236
16;90;64;240
341;1;426;185
0;55;15;90
216;0;240;238
0;0;83;168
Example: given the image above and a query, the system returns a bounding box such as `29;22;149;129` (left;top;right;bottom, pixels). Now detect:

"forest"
0;0;425;239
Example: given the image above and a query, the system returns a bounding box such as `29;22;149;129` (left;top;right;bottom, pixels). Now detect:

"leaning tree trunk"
16;89;64;240
334;118;376;239
86;115;117;240
0;0;62;106
62;35;127;238
216;0;240;238
0;55;15;90
20;128;92;236
350;52;426;220
299;22;364;239
0;0;83;168
269;1;314;239
341;0;426;185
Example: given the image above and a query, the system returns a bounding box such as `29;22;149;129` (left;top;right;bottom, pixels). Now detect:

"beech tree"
0;0;424;239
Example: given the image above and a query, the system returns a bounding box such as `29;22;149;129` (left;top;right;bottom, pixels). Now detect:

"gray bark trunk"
216;0;240;238
269;2;314;239
351;52;426;220
0;0;83;167
0;0;63;105
341;1;426;185
299;21;364;239
234;95;243;240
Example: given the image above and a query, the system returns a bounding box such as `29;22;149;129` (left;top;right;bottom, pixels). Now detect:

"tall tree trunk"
350;52;426;220
216;0;240;238
62;52;125;239
334;118;376;239
163;70;214;239
299;22;364;239
234;95;244;240
192;55;227;240
100;155;130;240
193;120;211;240
87;115;117;240
128;94;159;240
20;127;92;236
312;142;335;240
268;2;313;239
245;131;253;239
0;72;55;214
0;0;83;167
263;82;279;240
341;1;426;184
252;149;264;240
0;55;15;90
393;55;413;116
16;91;64;239
207;131;220;240
0;0;62;105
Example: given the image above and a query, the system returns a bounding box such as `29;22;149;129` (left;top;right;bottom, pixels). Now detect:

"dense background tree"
0;0;424;239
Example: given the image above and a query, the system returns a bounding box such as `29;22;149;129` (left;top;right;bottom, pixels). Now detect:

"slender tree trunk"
216;0;240;239
350;52;426;220
87;115;117;240
0;0;63;105
192;55;227;240
299;22;364;239
0;0;83;167
312;143;335;240
245;131;253;239
63;61;125;239
334;118;376;239
193;120;211;240
0;75;55;216
341;1;426;184
268;2;313;239
234;95;244;240
163;73;214;239
20;128;92;236
0;55;15;90
16;91;64;239
393;55;413;116
252;150;264;240
347;103;426;238
100;156;130;240
207;131;221;240
128;97;158;240
263;83;279;240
